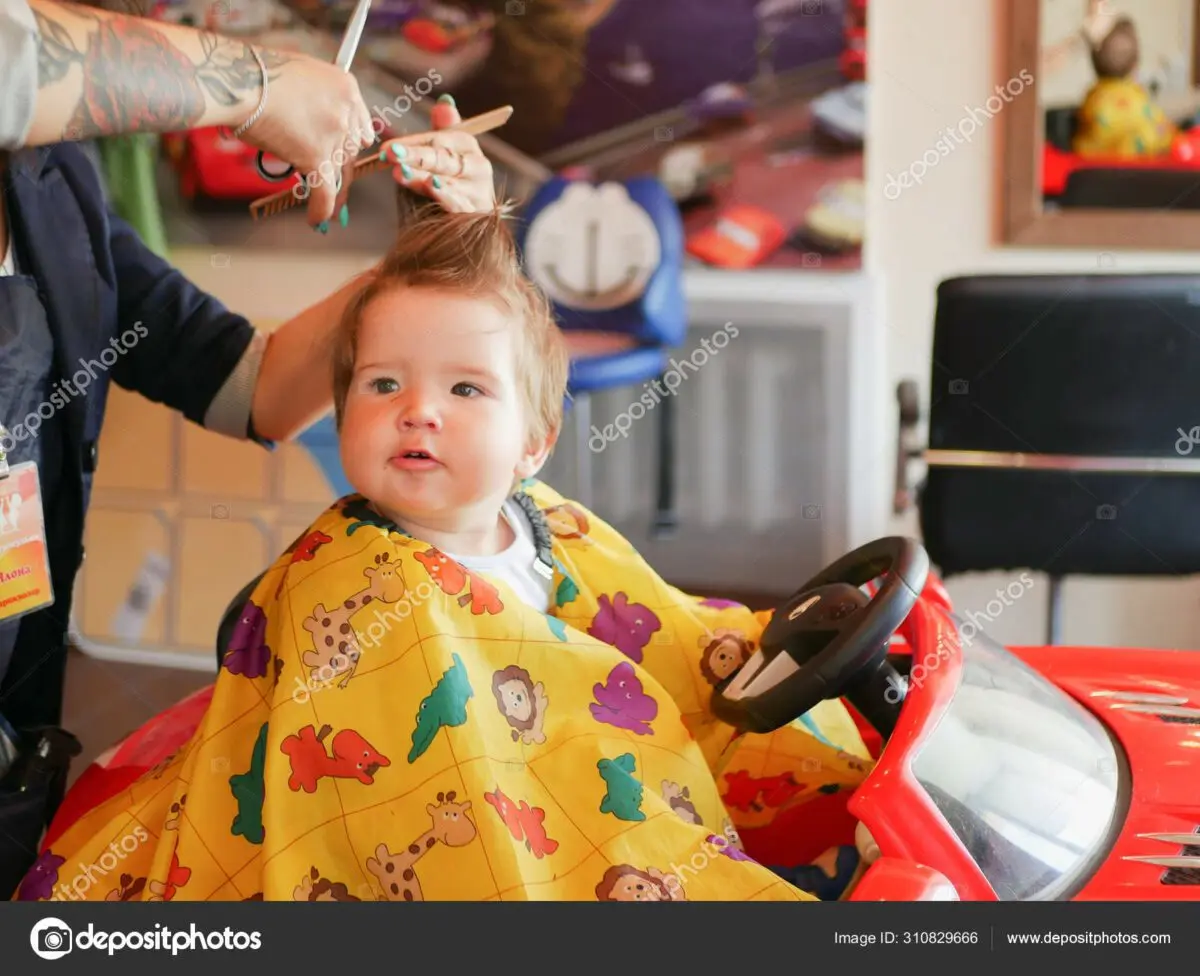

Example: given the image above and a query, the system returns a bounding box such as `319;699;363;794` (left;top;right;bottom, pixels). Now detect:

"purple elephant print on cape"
222;601;270;679
588;592;661;664
590;661;658;736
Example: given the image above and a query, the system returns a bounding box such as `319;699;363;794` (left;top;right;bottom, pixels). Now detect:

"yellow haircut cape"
26;481;872;902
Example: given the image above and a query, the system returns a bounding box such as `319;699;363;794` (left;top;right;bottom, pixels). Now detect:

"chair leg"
574;391;592;509
1046;575;1064;646
652;372;678;539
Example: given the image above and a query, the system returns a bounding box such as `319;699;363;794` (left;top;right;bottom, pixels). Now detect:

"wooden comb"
248;105;514;221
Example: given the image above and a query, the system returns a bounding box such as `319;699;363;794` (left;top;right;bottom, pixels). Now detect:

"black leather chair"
1059;168;1200;210
215;572;266;671
1044;105;1079;152
896;272;1200;644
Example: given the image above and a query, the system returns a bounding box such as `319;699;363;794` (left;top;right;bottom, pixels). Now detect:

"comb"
248;105;514;221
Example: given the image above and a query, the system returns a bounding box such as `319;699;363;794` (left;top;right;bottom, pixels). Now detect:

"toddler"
22;207;873;903
330;205;569;615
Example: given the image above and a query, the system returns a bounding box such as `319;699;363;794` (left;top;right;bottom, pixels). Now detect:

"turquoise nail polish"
438;94;456;107
432;175;442;189
379;148;388;161
391;143;407;160
316;221;328;234
400;162;413;180
339;204;349;228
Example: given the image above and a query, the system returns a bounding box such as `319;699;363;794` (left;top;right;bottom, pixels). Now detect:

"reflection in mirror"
1039;0;1200;212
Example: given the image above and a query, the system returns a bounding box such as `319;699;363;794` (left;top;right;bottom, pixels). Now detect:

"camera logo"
31;918;73;960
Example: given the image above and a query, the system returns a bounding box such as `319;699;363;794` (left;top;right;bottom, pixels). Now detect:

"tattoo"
33;10;80;89
32;4;293;141
192;30;291;108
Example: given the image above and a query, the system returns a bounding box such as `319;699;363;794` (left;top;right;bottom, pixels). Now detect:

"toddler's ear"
516;425;559;480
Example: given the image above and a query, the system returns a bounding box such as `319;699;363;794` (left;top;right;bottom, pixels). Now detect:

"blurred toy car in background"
162;127;281;204
686;204;786;268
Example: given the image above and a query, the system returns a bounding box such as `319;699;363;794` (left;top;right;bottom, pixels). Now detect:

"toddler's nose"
398;401;440;430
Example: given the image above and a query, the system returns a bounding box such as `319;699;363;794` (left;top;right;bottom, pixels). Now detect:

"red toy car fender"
43;684;215;848
850;858;959;901
847;598;998;900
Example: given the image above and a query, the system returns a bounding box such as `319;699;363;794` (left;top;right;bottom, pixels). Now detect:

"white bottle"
110;551;172;643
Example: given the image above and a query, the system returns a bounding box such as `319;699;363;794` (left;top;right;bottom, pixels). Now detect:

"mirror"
999;0;1200;248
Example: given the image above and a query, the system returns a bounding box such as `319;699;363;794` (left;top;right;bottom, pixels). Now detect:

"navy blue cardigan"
0;143;264;727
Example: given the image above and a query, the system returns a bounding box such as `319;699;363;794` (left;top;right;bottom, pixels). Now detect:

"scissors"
254;0;373;183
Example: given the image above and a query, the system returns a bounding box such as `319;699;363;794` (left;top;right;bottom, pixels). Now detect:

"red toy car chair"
516;177;687;534
896;272;1200;644
1043;104;1200;207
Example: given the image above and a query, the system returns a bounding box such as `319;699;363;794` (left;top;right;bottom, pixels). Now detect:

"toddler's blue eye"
452;383;482;397
371;378;398;394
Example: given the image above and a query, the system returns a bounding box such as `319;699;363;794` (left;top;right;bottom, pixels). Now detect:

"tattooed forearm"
32;9;82;88
28;1;293;140
192;31;292;108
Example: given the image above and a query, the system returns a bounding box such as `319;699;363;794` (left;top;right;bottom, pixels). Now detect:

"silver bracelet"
232;46;269;138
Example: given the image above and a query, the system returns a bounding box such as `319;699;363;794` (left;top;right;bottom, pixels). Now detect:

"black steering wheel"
711;536;928;740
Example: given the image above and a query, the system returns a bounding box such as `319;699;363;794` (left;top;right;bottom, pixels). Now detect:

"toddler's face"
339;285;546;528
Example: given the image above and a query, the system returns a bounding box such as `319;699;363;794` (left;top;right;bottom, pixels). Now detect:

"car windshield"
908;618;1124;900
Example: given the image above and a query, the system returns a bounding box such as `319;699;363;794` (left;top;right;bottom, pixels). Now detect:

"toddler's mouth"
391;448;441;469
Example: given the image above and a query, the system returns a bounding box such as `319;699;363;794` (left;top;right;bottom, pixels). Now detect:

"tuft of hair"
331;203;569;456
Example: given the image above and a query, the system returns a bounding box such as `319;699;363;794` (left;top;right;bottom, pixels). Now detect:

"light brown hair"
331;205;569;454
1092;17;1139;79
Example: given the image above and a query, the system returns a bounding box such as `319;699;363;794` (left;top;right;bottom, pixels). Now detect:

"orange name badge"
0;461;54;622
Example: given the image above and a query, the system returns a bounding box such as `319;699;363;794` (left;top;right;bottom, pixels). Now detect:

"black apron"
0;251;80;901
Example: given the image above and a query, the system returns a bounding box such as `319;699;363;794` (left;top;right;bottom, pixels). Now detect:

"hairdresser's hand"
241;50;376;227
379;95;497;213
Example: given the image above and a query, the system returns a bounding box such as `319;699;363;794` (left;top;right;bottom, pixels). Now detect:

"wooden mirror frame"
999;0;1200;249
